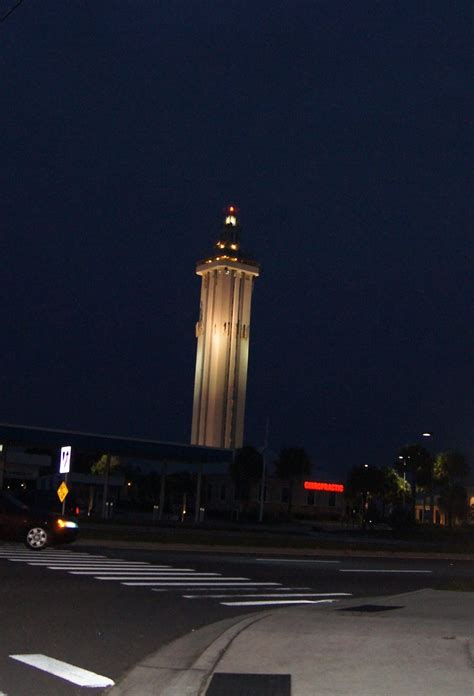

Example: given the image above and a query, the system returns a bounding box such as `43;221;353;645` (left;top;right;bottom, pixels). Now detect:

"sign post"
58;446;72;515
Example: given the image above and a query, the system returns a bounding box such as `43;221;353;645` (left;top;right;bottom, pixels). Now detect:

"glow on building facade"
191;206;260;449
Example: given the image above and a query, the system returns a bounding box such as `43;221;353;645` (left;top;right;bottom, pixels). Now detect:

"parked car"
0;491;79;550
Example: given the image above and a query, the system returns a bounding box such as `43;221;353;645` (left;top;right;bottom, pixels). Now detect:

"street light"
361;464;370;528
398;455;408;506
421;432;434;524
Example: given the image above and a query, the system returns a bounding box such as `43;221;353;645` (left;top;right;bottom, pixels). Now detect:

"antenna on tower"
224;204;239;227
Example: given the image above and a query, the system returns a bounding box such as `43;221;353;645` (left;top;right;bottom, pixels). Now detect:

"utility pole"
194;462;203;524
101;453;111;520
158;460;167;522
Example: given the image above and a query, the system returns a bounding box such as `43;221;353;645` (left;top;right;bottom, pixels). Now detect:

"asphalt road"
0;542;472;696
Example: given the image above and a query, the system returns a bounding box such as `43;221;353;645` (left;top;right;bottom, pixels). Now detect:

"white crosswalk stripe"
220;598;337;607
256;558;341;564
68;566;220;579
0;542;350;607
24;560;158;565
10;654;114;687
131;581;281;586
183;592;352;598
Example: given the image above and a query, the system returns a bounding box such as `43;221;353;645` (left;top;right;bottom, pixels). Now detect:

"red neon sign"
304;481;344;493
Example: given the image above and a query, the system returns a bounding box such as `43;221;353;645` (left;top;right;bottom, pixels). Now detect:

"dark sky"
1;1;472;477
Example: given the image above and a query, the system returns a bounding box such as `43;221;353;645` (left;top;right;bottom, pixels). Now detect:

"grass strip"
77;524;474;554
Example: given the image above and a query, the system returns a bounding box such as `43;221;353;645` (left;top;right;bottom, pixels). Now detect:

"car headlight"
57;519;78;529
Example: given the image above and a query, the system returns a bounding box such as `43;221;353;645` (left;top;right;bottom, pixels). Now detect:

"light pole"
422;432;435;524
362;464;369;529
398;455;408;507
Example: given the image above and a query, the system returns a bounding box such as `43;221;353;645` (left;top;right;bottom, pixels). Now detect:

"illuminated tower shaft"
191;207;259;449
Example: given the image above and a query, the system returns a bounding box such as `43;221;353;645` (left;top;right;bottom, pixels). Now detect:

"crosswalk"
0;543;351;607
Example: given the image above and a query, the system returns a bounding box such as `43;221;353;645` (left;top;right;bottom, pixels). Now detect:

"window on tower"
225;215;237;226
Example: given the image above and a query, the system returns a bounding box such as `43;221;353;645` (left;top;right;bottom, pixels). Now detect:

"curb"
105;612;270;696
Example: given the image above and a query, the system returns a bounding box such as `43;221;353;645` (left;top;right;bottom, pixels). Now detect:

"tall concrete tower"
191;205;260;449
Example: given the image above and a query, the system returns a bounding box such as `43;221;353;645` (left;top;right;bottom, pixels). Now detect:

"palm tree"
380;467;410;519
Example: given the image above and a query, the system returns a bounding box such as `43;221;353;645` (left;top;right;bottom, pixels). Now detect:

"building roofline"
0;423;233;464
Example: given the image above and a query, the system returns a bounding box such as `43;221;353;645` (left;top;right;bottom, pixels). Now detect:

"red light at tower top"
225;204;239;216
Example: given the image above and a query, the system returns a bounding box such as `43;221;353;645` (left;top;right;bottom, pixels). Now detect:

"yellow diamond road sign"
57;481;69;503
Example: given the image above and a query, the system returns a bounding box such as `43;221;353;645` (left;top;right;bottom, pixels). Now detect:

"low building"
203;474;345;521
0;448;51;491
415;483;474;526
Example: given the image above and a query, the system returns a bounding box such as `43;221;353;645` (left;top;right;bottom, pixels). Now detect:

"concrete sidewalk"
108;589;474;696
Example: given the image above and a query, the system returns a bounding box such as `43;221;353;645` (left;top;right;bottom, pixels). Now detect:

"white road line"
220;599;337;606
339;569;432;574
46;566;181;572
131;581;282;587
180;586;294;593
31;566;161;571
9;654;114;687
0;548;88;554
0;548;84;553
97;575;247;581
4;556;133;563
26;558;159;569
0;552;103;558
183;592;353;598
177;585;309;592
7;558;134;564
4;556;147;561
24;559;156;564
90;574;224;580
0;551;71;555
69;568;222;578
256;558;341;564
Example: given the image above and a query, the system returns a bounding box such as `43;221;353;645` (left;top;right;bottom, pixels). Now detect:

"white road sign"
59;446;72;474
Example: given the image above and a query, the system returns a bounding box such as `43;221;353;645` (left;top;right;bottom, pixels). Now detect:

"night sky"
1;1;472;477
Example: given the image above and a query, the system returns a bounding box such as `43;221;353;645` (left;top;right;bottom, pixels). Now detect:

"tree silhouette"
346;464;384;527
434;451;469;527
397;444;432;519
230;446;263;515
275;448;311;518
